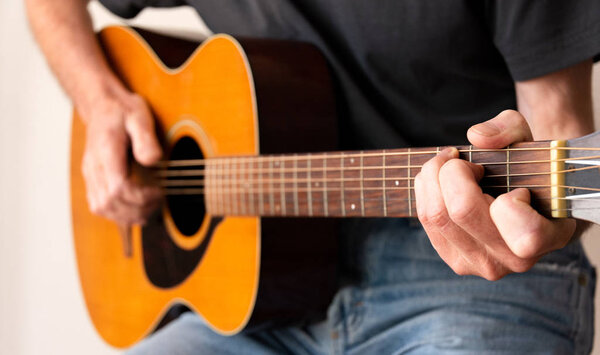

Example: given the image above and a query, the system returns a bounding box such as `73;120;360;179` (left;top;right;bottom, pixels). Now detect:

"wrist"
74;73;131;124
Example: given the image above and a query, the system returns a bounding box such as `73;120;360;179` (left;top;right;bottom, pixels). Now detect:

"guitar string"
152;154;600;178
158;165;600;188
197;194;600;216
154;146;600;168
199;194;600;216
163;184;600;195
157;164;599;187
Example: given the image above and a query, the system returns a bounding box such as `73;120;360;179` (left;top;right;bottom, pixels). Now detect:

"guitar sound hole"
166;136;205;236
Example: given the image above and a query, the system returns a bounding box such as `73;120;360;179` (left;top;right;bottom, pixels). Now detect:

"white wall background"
1;1;599;354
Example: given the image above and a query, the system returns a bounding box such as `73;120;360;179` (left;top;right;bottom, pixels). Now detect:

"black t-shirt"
99;0;600;149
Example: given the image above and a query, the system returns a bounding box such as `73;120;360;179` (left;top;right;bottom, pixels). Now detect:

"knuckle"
447;198;477;225
507;257;535;273
413;172;423;190
439;158;462;176
449;257;476;277
511;230;544;259
477;258;505;281
421;157;442;175
424;207;450;228
481;263;504;281
482;271;504;281
89;199;106;215
489;194;509;216
498;109;518;118
451;262;470;277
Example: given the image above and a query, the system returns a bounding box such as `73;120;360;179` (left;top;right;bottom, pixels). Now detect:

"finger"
415;148;482;260
96;130;129;198
125;96;162;166
84;157;117;218
119;180;162;207
439;158;506;251
81;155;99;213
467;110;533;148
490;188;577;259
415;147;459;234
415;149;454;251
105;195;151;225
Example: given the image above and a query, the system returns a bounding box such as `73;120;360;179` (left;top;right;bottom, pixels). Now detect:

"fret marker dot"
351;204;356;210
350;158;355;164
315;182;320;187
274;161;279;166
395;180;399;186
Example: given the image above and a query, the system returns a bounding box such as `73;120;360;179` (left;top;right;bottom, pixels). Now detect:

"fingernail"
472;121;501;137
440;147;458;158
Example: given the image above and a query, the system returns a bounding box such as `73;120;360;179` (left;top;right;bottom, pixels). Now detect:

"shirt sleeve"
98;0;184;19
486;0;600;81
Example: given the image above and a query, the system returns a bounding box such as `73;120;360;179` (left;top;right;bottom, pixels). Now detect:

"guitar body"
71;26;338;348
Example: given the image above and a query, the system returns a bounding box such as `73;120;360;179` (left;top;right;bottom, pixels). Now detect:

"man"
26;0;600;353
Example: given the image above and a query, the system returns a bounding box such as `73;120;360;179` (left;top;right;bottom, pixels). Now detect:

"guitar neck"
167;141;557;218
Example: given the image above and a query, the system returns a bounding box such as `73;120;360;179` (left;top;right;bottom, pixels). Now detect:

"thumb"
125;97;162;166
467;110;533;149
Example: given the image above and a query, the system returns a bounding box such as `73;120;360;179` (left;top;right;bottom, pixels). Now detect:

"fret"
258;159;264;216
359;152;365;216
225;158;231;215
218;158;224;215
340;153;346;216
361;151;384;216
323;155;329;217
206;160;214;214
343;154;362;216
269;158;275;215
468;144;473;163
293;154;299;216
283;158;294;216
232;159;238;215
307;154;313;216
382;150;387;217
506;147;510;193
279;159;286;215
407;148;412;217
230;159;236;215
227;158;232;215
248;159;255;216
237;158;244;215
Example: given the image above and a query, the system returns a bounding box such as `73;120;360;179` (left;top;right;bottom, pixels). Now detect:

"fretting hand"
414;110;577;280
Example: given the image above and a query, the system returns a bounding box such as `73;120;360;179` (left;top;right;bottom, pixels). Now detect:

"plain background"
1;1;599;354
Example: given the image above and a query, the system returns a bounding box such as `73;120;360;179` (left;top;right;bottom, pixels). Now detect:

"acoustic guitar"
71;26;600;348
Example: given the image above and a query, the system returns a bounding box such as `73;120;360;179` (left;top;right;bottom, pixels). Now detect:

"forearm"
515;59;594;140
515;59;595;237
25;0;127;121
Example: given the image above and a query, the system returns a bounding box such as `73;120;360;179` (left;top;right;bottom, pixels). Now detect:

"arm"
515;59;594;140
26;0;162;224
414;60;594;280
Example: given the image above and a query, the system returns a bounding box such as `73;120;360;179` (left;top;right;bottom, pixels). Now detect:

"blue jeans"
128;219;596;354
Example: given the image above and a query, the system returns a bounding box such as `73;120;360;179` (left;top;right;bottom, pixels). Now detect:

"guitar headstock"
563;131;600;224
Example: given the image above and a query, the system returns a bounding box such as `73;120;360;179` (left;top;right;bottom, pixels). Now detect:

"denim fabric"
128;219;596;354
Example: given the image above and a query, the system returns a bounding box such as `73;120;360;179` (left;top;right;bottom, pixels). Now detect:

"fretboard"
168;142;554;218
